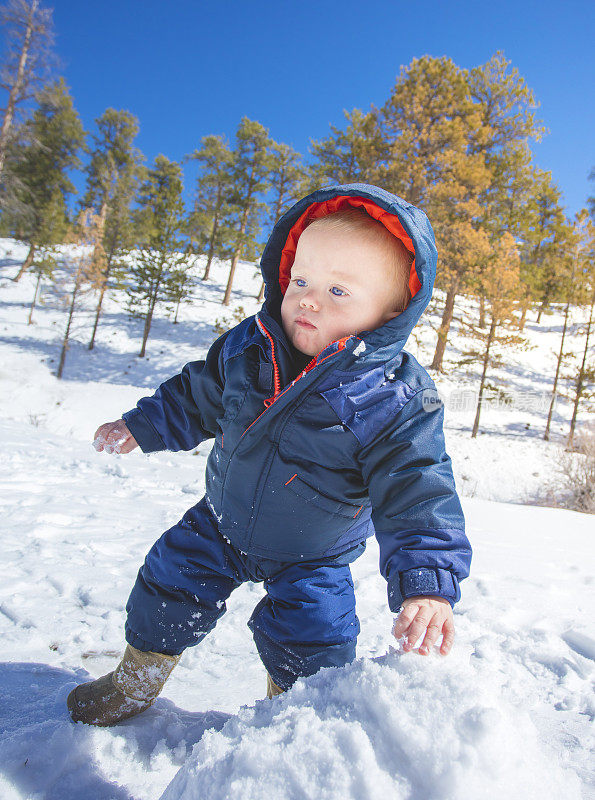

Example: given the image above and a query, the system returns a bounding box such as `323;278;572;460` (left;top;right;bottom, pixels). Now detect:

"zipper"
248;316;354;436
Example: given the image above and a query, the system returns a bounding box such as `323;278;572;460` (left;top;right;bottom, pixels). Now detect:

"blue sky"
31;1;595;217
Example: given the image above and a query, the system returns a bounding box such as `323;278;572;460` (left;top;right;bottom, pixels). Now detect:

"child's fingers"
392;604;419;640
418;615;443;655
400;609;433;651
439;618;455;656
117;433;138;453
92;420;135;454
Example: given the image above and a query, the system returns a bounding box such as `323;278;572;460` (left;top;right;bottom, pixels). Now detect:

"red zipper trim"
256;317;281;403
240;319;358;437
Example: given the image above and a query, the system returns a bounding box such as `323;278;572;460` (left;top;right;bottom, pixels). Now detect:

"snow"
0;240;593;799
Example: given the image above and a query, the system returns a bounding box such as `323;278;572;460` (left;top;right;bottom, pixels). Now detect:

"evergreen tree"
56;207;106;378
465;54;544;330
126;155;187;357
185;134;234;281
25;186;65;322
0;0;57;178
165;248;195;324
8;77;85;280
308;108;382;189
463;233;528;437
543;213;583;440
81;107;145;349
520;169;568;323
222;117;272;306
467;51;544;241
26;241;56;323
566;214;595;446
255;140;305;302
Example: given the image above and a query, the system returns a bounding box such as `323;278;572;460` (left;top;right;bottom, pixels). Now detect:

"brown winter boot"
67;644;180;726
266;671;285;699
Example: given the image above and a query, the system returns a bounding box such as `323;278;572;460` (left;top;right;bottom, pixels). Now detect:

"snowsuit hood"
258;183;438;366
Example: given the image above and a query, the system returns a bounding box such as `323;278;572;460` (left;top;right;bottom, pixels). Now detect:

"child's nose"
299;291;319;310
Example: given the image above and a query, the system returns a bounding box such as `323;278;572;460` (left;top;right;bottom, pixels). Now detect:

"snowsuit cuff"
387;567;460;612
122;408;167;453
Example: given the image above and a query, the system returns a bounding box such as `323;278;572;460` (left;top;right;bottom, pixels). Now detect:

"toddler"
67;183;472;726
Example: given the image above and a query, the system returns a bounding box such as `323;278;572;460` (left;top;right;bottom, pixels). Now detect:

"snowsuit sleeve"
358;387;472;611
122;331;228;453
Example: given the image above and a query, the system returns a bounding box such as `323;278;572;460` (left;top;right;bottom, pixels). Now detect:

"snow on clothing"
123;183;472;689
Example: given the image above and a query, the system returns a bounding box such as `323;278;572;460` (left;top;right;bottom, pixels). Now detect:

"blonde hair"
304;209;413;312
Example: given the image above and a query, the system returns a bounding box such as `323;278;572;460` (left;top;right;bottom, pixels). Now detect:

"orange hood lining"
278;195;422;300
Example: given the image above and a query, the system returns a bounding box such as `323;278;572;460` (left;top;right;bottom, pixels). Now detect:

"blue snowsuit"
123;183;472;690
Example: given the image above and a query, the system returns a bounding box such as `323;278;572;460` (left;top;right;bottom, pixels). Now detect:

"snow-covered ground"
0;240;593;799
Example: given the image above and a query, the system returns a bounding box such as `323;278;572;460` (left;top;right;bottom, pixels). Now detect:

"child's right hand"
93;419;138;454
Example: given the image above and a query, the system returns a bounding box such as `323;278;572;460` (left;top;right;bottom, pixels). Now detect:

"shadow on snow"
0;661;231;800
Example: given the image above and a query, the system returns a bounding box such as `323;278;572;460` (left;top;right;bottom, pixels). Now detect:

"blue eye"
330;287;345;296
295;278;306;287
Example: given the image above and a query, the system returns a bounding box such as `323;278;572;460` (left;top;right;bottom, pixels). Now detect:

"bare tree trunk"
56;281;79;379
0;0;38;178
430;276;460;372
544;301;571;441
139;288;158;357
203;207;220;281
27;269;41;324
471;316;496;438
89;208;117;350
519;299;529;332
88;279;107;350
257;280;265;302
568;286;595;448
88;248;114;350
536;289;551;325
223;202;251;306
478;296;486;328
14;242;36;281
223;160;257;306
545;246;578;440
173;298;180;323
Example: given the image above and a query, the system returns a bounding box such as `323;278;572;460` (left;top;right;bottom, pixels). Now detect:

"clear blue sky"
43;0;595;217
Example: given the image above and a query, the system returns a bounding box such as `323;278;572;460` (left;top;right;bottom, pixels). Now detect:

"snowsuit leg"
125;496;361;691
125;498;243;655
247;561;360;691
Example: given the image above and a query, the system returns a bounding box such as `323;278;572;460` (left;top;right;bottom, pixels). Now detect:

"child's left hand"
392;595;454;656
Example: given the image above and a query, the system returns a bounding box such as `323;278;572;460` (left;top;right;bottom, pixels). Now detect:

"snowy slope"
0;242;593;799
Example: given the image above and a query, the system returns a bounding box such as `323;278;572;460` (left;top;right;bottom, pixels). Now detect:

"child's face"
280;224;403;356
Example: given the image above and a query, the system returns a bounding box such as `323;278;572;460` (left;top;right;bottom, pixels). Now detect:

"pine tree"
185;134;234;281
566;215;595;446
165;247;195;324
467;51;544;243
373;56;492;372
308;108;382;189
26;186;65;323
81;107;145;349
255;140;305;302
126;155;187;357
520;170;569;323
462;233;529;437
434;52;542;371
543;214;580;441
0;0;57;178
56;207;106;378
9;77;85;280
222;117;272;306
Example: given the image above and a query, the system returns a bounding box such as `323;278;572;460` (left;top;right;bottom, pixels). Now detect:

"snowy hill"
0;241;593;799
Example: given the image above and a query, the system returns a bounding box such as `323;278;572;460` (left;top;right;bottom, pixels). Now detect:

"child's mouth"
296;317;316;329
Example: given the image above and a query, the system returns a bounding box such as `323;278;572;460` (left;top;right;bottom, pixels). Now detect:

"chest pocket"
285;475;365;519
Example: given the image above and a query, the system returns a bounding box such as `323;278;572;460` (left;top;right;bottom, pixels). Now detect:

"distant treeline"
0;2;593;445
